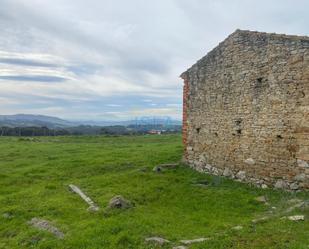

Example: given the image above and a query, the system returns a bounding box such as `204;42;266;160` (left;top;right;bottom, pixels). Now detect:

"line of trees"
0;126;70;136
0;124;182;137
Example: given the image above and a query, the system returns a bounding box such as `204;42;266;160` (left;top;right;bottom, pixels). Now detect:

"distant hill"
0;114;182;128
82;118;182;127
0;114;74;128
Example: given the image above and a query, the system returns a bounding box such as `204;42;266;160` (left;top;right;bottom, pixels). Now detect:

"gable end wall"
182;30;309;190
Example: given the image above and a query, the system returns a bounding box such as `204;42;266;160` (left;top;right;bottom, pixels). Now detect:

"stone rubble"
179;238;209;245
288;215;305;221
108;195;132;209
28;218;64;239
252;216;269;224
69;184;99;212
2;213;13;219
232;225;243;230
254;196;268;204
145;237;170;245
252;198;307;224
153;166;162;172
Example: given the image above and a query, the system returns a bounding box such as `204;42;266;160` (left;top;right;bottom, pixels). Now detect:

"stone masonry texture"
181;30;309;190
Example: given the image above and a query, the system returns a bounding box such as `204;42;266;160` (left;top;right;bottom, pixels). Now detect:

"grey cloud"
0;75;67;82
0;58;58;68
0;0;176;77
0;0;308;119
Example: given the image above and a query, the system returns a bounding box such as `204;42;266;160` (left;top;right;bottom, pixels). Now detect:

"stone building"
181;30;309;190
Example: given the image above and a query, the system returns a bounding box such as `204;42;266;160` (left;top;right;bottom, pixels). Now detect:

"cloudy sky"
0;0;308;121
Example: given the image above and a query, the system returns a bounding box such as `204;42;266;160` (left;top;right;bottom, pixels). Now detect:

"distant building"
148;130;162;135
181;30;309;190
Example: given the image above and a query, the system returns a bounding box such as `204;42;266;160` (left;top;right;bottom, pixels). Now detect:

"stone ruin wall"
182;30;309;190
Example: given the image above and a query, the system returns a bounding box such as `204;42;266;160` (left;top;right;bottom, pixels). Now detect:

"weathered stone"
236;171;246;181
153;166;162;172
254;196;267;203
205;164;212;171
173;246;187;249
212;167;220;175
223;167;233;177
232;225;243;230
288;215;305;221
28;218;64;239
289;182;299;190
252;216;269;224
108;195;132;209
69;184;99;212
274;180;288;189
180;238;209;245
297;159;308;168
244;158;255;165
2;213;13;219
181;30;309;190
261;184;268;189
294;173;306;182
145;237;170;245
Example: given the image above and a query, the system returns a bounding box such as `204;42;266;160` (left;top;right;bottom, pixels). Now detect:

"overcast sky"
0;0;308;120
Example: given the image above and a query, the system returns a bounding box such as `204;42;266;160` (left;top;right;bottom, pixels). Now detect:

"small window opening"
257;77;263;83
276;135;283;139
196;128;201;134
235;119;242;126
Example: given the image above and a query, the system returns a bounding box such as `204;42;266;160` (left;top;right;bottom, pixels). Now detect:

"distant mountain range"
0;114;181;128
0;114;74;128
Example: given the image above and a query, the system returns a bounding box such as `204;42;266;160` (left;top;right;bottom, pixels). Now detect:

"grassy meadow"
0;134;308;249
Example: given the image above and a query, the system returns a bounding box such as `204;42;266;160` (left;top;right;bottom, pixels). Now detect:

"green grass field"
0;135;308;249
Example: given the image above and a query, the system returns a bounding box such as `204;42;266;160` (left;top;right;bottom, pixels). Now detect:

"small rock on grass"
68;184;99;212
274;180;288;189
254;196;268;203
88;206;100;212
180;238;209;245
145;237;170;245
173;246;187;249
2;213;13;219
289;182;299;190
153;166;162;172
261;184;268;189
108;195;132;209
232;225;243;230
28;218;64;239
288;215;305;221
252;216;269;224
